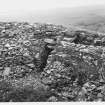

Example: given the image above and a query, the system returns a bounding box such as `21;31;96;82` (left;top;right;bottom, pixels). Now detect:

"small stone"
47;96;57;102
96;98;103;101
55;74;61;77
82;87;87;94
62;92;69;97
5;43;10;48
35;53;39;59
23;52;29;56
91;84;96;89
0;67;3;69
97;93;103;98
83;82;90;88
44;38;56;44
3;67;11;76
23;40;31;46
27;63;35;68
46;70;51;74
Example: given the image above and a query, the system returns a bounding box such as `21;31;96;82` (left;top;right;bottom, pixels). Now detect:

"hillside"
0;22;105;101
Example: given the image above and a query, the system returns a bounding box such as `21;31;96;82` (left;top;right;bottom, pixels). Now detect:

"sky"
0;0;105;21
0;0;105;12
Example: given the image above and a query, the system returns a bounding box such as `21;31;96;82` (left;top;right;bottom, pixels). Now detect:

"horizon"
0;0;105;16
0;0;105;26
